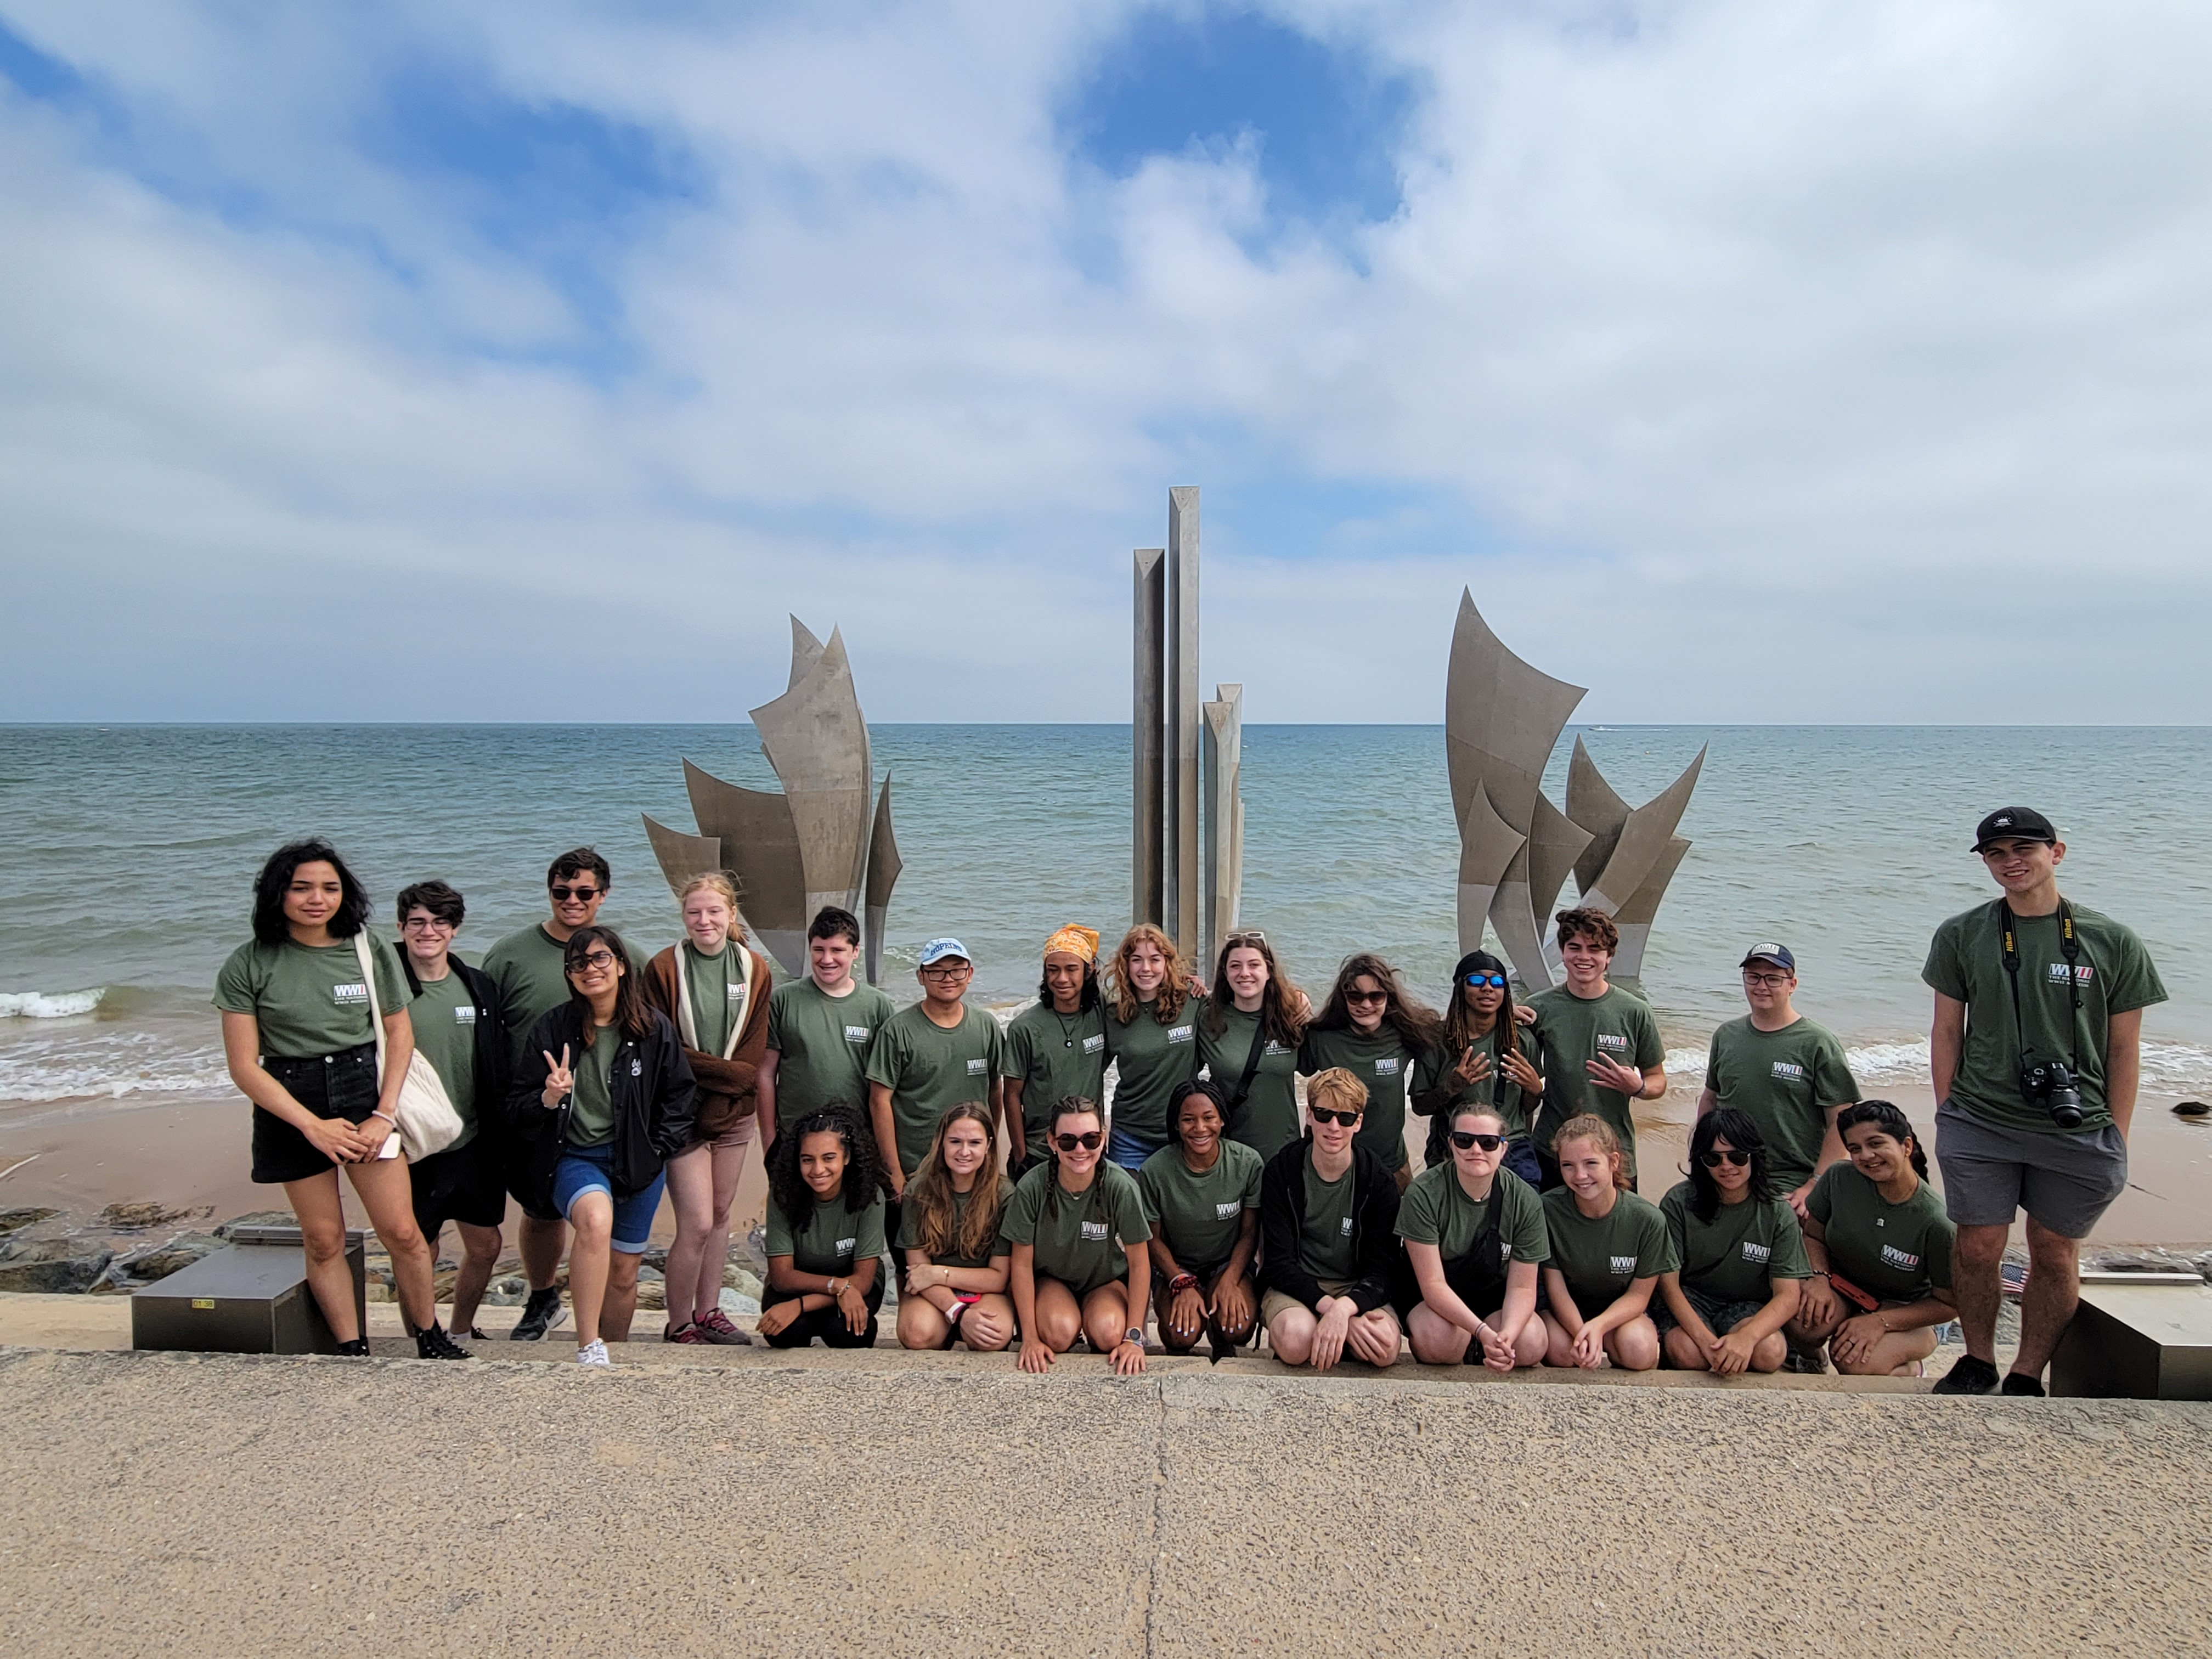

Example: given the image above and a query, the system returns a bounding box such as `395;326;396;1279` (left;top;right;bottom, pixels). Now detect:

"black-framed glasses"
1699;1149;1751;1168
568;949;618;973
920;963;972;979
550;885;601;902
1309;1106;1363;1127
1449;1131;1506;1152
401;916;455;932
1742;970;1790;988
1464;973;1507;989
1053;1131;1103;1152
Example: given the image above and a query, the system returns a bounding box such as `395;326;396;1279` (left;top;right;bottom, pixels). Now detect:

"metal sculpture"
1444;590;1703;989
643;617;901;981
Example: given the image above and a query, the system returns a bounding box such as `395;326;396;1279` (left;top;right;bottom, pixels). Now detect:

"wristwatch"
1124;1327;1146;1348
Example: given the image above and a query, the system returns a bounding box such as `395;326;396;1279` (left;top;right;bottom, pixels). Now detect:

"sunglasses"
1053;1132;1103;1152
568;949;618;973
1310;1106;1364;1127
1464;973;1507;989
550;885;601;902
1225;931;1268;947
1344;989;1390;1007
1699;1149;1752;1168
1449;1131;1506;1152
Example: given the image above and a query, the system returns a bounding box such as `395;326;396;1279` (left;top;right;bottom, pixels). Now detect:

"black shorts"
410;1134;508;1235
760;1273;885;1349
251;1045;380;1185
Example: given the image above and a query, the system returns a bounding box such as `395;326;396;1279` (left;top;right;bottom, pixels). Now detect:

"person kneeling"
1003;1099;1153;1375
1538;1116;1671;1371
1392;1106;1550;1369
1138;1081;1263;1360
758;1104;888;1349
897;1104;1017;1352
1257;1069;1404;1371
1655;1109;1812;1374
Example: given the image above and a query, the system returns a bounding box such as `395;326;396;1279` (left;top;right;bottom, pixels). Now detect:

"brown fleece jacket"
641;942;773;1137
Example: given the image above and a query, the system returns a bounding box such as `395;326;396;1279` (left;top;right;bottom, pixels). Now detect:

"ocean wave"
0;1026;229;1104
0;988;106;1019
1667;1037;2212;1093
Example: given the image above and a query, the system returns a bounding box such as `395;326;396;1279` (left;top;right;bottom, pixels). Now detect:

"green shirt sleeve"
1660;1184;1689;1267
1922;915;1970;1002
2103;925;2170;1016
853;1198;888;1262
1923;1213;1956;1293
1632;1001;1664;1069
1394;1177;1442;1246
1506;1179;1550;1265
1110;1171;1151;1248
1238;1148;1265;1211
764;1198;795;1259
212;943;260;1014
365;932;408;1018
1768;1202;1813;1280
1638;1201;1680;1276
997;1178;1040;1247
1001;1016;1034;1080
1807;1164;1840;1228
1814;1028;1860;1107
1134;1163;1162;1226
862;1019;904;1091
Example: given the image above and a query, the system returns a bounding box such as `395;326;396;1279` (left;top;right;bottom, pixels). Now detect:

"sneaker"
1781;1346;1829;1375
415;1323;472;1361
663;1322;711;1345
2001;1371;2047;1397
576;1339;611;1368
1932;1354;2001;1395
693;1308;754;1347
334;1337;371;1357
510;1288;567;1341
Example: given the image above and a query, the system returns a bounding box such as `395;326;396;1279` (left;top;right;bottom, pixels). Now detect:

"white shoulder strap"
353;933;388;1085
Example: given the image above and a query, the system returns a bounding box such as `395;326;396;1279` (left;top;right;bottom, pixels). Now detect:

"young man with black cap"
1697;943;1860;1217
1925;808;2166;1396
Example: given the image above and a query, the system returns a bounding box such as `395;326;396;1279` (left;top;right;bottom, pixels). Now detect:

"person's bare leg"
284;1174;360;1342
898;1294;954;1350
1664;1326;1710;1370
1834;1324;1940;1377
962;1294;1016;1352
1082;1284;1131;1353
1749;1330;1788;1373
520;1212;567;1292
1951;1222;2008;1364
1407;1304;1472;1365
659;1142;713;1331
2013;1217;2084;1380
1607;1316;1661;1372
349;1158;436;1333
566;1198;613;1352
1032;1279;1085;1352
450;1222;502;1333
693;1137;751;1323
1348;1309;1403;1366
1510;1311;1548;1368
603;1250;644;1342
1267;1306;1318;1366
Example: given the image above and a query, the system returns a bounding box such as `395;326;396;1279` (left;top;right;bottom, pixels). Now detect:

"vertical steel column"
1202;682;1243;971
1132;548;1166;930
1165;487;1202;963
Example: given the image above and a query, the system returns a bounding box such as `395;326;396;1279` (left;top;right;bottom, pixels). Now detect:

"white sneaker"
576;1339;611;1368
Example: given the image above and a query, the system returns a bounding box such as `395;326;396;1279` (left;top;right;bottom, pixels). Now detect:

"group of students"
215;833;1956;1379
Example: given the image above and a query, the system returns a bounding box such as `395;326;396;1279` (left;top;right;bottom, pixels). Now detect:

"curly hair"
1202;932;1307;1049
903;1103;1008;1263
765;1102;885;1234
1034;962;1101;1013
1310;952;1441;1053
252;839;371;946
1106;924;1191;1025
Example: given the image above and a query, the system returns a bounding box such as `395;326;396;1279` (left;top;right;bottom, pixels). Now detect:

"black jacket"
509;1002;697;1206
398;953;509;1162
1257;1135;1402;1315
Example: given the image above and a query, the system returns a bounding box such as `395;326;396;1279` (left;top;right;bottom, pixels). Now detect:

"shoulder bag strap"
353;933;388;1086
1224;1012;1270;1115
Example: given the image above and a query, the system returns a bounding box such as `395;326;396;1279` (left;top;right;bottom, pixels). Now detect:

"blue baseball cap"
1740;942;1795;973
918;937;971;967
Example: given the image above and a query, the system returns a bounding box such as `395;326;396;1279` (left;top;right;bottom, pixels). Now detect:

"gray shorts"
1933;1098;2126;1238
1652;1285;1767;1340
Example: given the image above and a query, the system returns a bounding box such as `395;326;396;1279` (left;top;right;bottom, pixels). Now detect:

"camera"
2022;1057;2085;1130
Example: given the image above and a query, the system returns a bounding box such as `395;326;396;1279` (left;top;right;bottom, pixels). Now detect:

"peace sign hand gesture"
541;1045;574;1110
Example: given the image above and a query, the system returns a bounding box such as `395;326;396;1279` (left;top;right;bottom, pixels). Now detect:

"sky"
2;1;2209;724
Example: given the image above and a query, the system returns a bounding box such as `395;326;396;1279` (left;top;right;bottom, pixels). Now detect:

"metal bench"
131;1224;368;1355
2050;1273;2212;1399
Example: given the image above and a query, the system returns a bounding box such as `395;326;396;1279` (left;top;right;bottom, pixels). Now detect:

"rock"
740;1224;769;1275
121;1233;223;1282
642;1248;670;1271
634;1280;665;1311
0;1240;115;1293
101;1201;199;1231
723;1265;764;1300
216;1211;296;1239
0;1207;59;1235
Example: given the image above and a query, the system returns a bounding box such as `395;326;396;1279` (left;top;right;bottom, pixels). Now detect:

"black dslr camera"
2022;1056;2085;1131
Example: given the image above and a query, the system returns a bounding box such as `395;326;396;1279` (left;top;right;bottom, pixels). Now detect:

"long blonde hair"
679;871;752;943
1107;923;1190;1025
903;1104;1007;1263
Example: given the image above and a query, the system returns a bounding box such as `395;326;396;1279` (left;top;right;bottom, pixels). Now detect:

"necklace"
1052;1003;1085;1049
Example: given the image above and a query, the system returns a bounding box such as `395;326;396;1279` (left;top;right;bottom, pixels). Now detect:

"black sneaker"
2000;1371;2046;1397
1781;1346;1829;1375
1932;1354;2001;1395
510;1288;566;1341
416;1323;472;1361
335;1337;371;1357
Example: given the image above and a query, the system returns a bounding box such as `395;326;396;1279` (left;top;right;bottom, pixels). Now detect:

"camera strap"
1999;898;2083;1073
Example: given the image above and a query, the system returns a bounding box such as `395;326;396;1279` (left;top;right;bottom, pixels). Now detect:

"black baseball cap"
1973;808;2056;853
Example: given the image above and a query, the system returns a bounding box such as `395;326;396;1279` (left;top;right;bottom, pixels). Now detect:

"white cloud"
2;0;2209;723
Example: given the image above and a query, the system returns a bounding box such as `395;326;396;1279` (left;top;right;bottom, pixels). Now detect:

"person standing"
1526;910;1667;1189
479;848;619;1342
393;879;508;1341
213;840;464;1360
1198;931;1308;1165
1925;808;2167;1397
510;926;696;1367
1698;943;1860;1216
757;906;896;1146
866;938;1006;1252
1299;953;1440;1191
1411;950;1546;1184
1138;1081;1263;1358
1257;1069;1404;1370
1001;925;1108;1178
641;873;775;1346
1101;925;1204;1172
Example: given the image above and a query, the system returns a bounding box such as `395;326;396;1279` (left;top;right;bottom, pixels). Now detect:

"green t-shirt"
1199;1006;1302;1164
1539;1188;1678;1318
566;1023;619;1148
766;1188;889;1278
480;924;580;1070
998;1162;1152;1297
213;931;409;1060
1526;985;1665;1176
1703;1015;1860;1190
865;1003;1007;1177
1395;1163;1549;1266
1412;1024;1544;1143
765;977;897;1119
1137;1140;1263;1276
407;969;480;1149
1299;1025;1418;1171
1807;1163;1956;1305
1103;994;1205;1145
1001;1000;1109;1143
1922;899;2168;1135
1297;1155;1361;1282
680;939;749;1058
896;1176;1014;1269
1660;1181;1813;1304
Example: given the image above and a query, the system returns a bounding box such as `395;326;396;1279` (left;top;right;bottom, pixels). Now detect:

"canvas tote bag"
354;934;465;1161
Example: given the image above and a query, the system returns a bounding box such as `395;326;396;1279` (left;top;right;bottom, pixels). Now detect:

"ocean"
2;724;2207;1109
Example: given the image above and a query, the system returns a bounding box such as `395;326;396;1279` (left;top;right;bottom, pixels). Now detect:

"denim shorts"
1651;1285;1768;1340
552;1146;668;1255
1106;1124;1161;1173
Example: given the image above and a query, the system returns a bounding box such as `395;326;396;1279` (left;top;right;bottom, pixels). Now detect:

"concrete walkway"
0;1328;2202;1656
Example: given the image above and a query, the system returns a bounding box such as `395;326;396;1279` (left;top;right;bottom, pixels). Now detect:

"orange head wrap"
1041;923;1100;964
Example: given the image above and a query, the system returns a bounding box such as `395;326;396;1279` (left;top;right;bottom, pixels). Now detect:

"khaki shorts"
684;1114;761;1155
1263;1277;1397;1330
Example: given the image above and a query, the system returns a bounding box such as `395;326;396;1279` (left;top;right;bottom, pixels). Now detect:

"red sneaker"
695;1308;754;1346
663;1322;711;1345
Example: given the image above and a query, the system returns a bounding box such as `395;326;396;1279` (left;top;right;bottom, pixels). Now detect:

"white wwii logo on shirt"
1609;1255;1639;1275
1214;1201;1242;1220
2047;963;2095;985
834;1238;856;1255
1740;1242;1772;1265
1083;1034;1106;1054
1167;1025;1195;1044
454;1006;476;1025
1080;1221;1110;1241
967;1058;989;1075
1373;1058;1401;1077
1595;1033;1628;1051
1770;1062;1805;1081
843;1025;870;1042
1340;1216;1355;1235
332;982;369;1005
1880;1244;1921;1271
